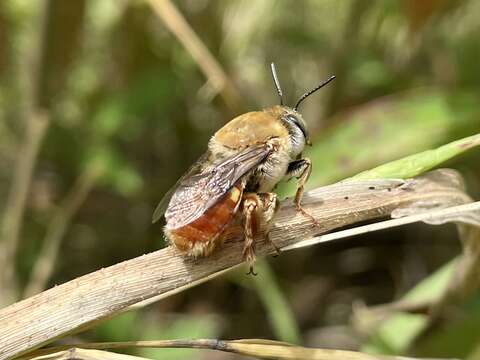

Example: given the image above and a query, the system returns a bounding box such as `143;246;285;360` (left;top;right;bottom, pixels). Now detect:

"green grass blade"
351;133;480;180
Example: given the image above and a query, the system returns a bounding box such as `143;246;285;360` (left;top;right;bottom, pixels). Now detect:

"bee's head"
269;62;335;146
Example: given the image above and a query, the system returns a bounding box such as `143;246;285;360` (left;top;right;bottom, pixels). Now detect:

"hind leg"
241;193;260;275
241;192;281;275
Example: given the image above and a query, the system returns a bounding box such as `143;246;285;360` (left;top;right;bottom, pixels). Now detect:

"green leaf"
351;133;480;180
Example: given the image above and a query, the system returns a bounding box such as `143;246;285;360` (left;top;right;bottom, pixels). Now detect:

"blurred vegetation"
1;0;480;359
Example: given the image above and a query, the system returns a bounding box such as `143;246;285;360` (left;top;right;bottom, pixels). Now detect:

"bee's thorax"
209;106;308;194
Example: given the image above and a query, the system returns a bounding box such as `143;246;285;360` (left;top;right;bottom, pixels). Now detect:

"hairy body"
153;64;334;273
159;106;311;268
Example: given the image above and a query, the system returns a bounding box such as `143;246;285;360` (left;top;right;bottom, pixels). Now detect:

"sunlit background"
1;1;480;359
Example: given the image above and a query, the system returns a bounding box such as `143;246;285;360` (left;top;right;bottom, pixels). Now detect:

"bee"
152;63;335;274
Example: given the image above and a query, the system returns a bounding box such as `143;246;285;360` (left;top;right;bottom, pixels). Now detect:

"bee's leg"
286;158;320;226
257;192;281;256
241;193;261;275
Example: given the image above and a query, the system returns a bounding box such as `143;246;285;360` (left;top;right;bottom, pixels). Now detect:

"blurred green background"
1;0;480;359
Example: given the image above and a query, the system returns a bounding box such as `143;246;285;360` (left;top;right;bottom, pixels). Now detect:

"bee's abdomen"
165;183;243;257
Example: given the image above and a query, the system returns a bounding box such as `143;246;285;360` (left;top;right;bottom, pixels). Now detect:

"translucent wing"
152;152;209;224
162;143;273;229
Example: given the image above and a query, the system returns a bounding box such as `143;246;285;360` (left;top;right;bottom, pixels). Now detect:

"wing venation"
151;152;209;224
156;144;272;229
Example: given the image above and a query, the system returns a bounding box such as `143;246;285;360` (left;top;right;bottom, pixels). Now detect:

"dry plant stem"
29;348;150;360
370;299;432;315
351;299;435;337
283;202;480;252
147;0;243;112
22;339;454;360
0;114;49;303
0;169;470;360
23;167;101;298
0;0;50;305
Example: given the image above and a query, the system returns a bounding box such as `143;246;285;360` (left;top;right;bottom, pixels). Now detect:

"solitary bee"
153;63;335;274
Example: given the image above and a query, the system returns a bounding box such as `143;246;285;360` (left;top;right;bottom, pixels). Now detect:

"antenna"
294;75;336;111
270;63;284;106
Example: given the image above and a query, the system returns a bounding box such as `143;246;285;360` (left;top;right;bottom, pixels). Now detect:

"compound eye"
287;114;299;124
285;114;308;139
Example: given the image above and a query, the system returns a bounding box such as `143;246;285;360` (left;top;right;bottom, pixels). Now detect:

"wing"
163;143;273;229
151;152;209;224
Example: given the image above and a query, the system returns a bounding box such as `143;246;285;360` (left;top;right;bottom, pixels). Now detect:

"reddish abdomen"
165;184;243;257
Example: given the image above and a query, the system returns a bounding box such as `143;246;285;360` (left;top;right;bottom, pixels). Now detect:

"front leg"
286;158;319;225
